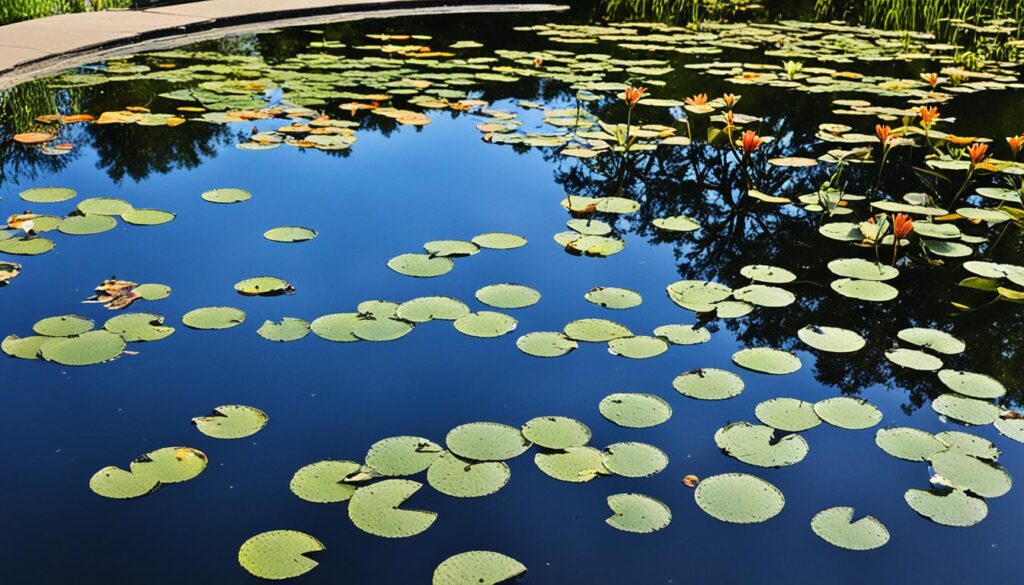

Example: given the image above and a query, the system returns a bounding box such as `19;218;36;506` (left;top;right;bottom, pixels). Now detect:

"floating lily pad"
831;278;899;301
104;313;174;342
39;330;125;366
0;237;55;255
446;422;531;462
58;214;117;235
366;436;443;476
130;447;207;484
516;332;578;357
673;368;744;400
453;311;517;338
653;215;700;233
819;222;861;242
601;442;668;478
521;416;591;450
193;405;268;439
827;258;899;281
290;460;362;503
1;334;48;360
238;530;324;580
567;218;612;235
885;348;943;371
654;324;710;345
475;283;540;309
89;466;159;499
563;318;632;342
396;296;469;322
310;313;360;342
928;452;1012;498
694;473;784;524
77;197;132;216
755;398;821;432
608;336;668;359
599;393;671;428
994;418;1024;444
732;348;801;375
388;253;454;278
936;431;1000;459
433;551;526;585
234;276;294;296
797;325;866;353
606;493;672;534
427;452;510;498
936;370;1006;399
264;226;317;242
666;280;732;311
357;300;399;319
811;507;889;551
353;317;414;342
733;284;796;308
897;328;965;355
348;479;437;538
182;307;245;330
33;314;93;337
202;188;251;204
535;447;607;483
423;239;479;257
905;489;987;527
814;397;882;430
20;187;76;203
257;317;310;342
740;264;797;283
931;393;1000;425
715;422;809;467
134;283;171;301
584;286;642;309
875;427;946;462
121;209;175;226
471;232;526;249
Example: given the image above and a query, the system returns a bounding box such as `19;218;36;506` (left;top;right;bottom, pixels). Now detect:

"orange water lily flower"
623;86;648;106
685;93;709;106
724;110;735;129
741;130;762;155
722;93;740;108
967;143;989;165
921;72;940;88
1007;135;1024;159
918;106;939;128
533;57;544;68
893;213;914;239
875;124;892;146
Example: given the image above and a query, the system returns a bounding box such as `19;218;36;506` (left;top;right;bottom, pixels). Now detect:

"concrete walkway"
0;0;567;87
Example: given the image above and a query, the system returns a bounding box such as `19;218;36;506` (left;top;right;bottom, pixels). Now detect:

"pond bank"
0;0;568;88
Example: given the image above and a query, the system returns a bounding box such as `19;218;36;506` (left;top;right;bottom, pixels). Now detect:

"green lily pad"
264;226;317;242
608;336;668;359
936;431;1000;459
357;300;399;319
134;283;171;300
202;188;251;204
33;314;94;337
567;218;612;235
928;452;1012;498
732;347;801;375
433;551;526;585
897;328;965;355
666;280;732;311
937;370;1006;399
396;296;469;322
20;187;76;203
516;332;578;357
121;209;175;226
104;313;174;342
446;422;531;461
606;493;672;534
596;197;640;214
535;447;607;483
238;530;324;580
77;197;132;216
39;330;125;366
875;427;946;462
89;466;159;499
905;489;987;527
182;307;246;330
811;507;889;551
831;278;899;301
755;398;821;432
289;460;363;503
453;311;517;338
0;237;55;255
740;265;797;283
348;479;437;538
192;405;268;439
994;418;1024;444
673;368;745;400
366;436;443;476
923;239;973;258
733;284;795;308
427;452;510;498
387;253;454;278
653;215;700;232
310;313;360;342
814;397;882;430
584;286;642;309
654;324;711;345
694;473;785;524
256;317;310;342
885;348;943;371
931;393;1000;425
563;318;632;342
423;239;479;257
58;214;117;235
599;393;671;428
1;335;48;359
353;317;414;342
234;276;294;296
797;325;865;353
130;447;207;484
827;258;899;281
475;283;541;309
819;222;862;242
601;442;668;477
471;232;526;249
521;416;591;450
714;422;809;468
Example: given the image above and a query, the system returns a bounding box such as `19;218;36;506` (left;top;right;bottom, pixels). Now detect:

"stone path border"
0;0;567;89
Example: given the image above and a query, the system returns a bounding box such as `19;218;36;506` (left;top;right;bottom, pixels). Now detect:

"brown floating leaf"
683;474;700;488
84;278;142;310
13;132;55;145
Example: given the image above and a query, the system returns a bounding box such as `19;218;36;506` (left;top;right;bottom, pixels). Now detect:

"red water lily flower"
967;143;989;165
685;93;709;106
623;86;648;106
1007;135;1024;159
918;106;939;128
875;124;892;146
893;213;914;239
741;130;762;155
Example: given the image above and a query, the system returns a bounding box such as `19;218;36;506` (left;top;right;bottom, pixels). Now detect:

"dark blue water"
1;10;1022;585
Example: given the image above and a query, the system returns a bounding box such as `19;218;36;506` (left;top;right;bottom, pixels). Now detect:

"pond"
1;7;1023;585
